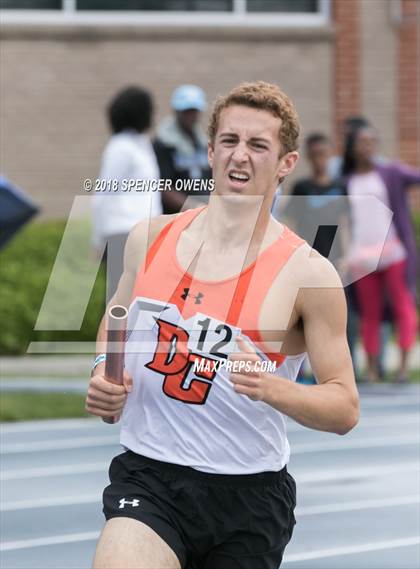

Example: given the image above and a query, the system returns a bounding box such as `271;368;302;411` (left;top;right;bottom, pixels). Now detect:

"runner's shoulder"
287;244;345;321
289;241;343;289
123;213;178;274
130;212;178;245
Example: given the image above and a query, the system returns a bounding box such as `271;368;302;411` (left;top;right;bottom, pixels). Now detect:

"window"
2;0;322;13
247;1;318;12
1;0;329;25
77;1;233;11
0;0;61;7
76;0;318;11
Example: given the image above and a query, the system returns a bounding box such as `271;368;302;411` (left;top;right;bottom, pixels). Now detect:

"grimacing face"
208;105;299;198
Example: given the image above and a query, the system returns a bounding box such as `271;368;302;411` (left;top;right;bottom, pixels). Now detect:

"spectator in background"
92;86;162;301
328;116;373;179
282;133;349;384
0;176;39;249
284;133;348;266
155;84;212;213
343;125;420;384
330;116;388;380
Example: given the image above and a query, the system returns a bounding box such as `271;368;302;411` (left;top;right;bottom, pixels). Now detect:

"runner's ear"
277;151;299;181
208;142;214;168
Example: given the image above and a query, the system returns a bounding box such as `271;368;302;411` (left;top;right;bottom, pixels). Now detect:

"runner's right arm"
85;215;176;418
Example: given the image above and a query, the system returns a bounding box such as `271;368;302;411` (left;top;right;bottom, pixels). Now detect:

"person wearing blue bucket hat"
155;84;212;213
171;84;207;113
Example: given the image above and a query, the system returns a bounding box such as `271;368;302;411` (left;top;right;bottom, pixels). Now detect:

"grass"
411;369;420;382
0;392;89;422
398;369;419;382
364;369;420;383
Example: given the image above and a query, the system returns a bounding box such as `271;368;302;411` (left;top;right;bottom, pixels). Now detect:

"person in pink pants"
343;126;419;383
355;261;417;381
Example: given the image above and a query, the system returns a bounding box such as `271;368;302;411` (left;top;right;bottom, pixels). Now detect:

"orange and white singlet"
122;208;306;474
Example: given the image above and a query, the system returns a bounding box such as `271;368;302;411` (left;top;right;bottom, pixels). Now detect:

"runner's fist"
85;364;133;418
228;336;270;402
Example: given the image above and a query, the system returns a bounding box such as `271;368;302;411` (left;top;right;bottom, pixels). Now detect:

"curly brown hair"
208;81;300;154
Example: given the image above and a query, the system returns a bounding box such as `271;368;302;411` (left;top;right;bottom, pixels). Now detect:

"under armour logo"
119;498;140;509
181;288;204;304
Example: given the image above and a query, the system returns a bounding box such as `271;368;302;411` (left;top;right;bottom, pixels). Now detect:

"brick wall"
332;0;361;151
398;0;420;212
0;25;333;218
0;4;417;219
360;0;397;159
398;0;420;167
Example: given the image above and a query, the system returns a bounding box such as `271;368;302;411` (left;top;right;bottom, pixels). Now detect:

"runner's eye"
251;142;268;150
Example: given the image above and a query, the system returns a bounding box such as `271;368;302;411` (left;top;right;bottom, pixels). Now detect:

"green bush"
0;220;106;355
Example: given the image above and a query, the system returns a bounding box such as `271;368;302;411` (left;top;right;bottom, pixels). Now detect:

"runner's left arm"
229;256;359;435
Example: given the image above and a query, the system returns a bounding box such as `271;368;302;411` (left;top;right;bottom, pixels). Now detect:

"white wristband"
92;353;107;372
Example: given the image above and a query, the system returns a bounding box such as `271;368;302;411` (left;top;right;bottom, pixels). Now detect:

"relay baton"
103;304;128;424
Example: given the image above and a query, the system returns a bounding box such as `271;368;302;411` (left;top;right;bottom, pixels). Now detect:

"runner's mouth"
228;171;250;185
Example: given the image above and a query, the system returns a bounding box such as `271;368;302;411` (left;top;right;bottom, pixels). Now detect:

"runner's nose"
231;142;249;164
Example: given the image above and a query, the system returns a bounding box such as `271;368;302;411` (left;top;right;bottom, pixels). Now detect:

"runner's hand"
85;364;133;418
228;336;270;402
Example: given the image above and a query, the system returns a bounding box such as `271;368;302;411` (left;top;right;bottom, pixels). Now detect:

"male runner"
86;81;359;569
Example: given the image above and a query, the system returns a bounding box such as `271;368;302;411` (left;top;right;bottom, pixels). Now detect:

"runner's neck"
198;196;275;251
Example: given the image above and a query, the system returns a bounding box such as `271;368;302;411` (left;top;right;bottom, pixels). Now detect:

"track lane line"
1;418;105;434
287;413;419;432
293;434;419;453
296;495;420;516
1;435;120;453
0;531;100;551
1;493;101;511
2;434;417;454
295;462;420;483
283;536;420;563
0;462;109;480
2;460;419;482
2;491;419;513
2;532;419;555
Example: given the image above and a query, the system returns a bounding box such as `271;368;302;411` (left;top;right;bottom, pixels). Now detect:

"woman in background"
92;86;162;301
343;126;419;383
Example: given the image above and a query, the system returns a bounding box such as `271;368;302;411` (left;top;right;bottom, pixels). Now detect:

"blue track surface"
1;384;419;569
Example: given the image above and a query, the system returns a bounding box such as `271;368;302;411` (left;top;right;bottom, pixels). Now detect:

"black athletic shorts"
103;450;297;569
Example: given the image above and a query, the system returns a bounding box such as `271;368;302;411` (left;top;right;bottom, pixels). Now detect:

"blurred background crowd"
0;0;419;383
